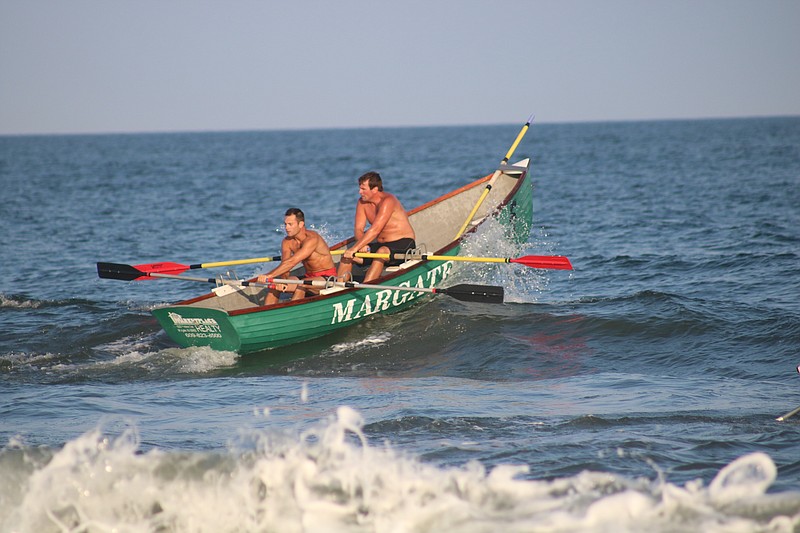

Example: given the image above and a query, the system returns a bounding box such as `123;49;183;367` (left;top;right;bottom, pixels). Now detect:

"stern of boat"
152;306;241;352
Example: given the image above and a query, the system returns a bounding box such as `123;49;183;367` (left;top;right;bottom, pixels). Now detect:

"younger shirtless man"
338;171;416;282
257;208;335;305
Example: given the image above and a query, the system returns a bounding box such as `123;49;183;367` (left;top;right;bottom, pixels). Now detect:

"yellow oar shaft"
455;185;494;239
199;257;280;268
503;119;531;161
196;249;347;268
453;114;533;240
200;252;509;268
352;252;506;264
348;252;572;270
190;249;345;270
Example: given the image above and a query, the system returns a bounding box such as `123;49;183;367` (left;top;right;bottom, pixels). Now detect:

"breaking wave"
2;407;798;532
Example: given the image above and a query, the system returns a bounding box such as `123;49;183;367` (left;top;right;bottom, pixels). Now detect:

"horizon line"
1;113;798;138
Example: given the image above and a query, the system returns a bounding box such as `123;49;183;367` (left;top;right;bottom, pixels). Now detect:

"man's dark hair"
285;207;304;222
358;171;383;192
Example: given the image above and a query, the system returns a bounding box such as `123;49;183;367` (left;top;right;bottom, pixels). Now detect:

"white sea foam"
0;293;42;309
0;351;61;369
2;408;798;533
0;339;238;379
59;342;239;377
104;345;240;375
330;333;392;353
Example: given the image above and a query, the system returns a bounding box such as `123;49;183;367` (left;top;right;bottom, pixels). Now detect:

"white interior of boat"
177;159;529;312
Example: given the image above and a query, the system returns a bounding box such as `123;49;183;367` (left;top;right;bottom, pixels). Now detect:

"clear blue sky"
1;1;798;135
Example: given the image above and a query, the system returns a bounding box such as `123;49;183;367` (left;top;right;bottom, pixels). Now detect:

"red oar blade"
511;255;573;270
132;261;190;276
96;261;189;281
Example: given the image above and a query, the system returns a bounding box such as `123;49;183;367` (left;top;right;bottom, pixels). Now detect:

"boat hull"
153;259;457;352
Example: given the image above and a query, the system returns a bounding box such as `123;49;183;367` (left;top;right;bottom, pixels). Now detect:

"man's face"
284;215;303;237
359;181;377;201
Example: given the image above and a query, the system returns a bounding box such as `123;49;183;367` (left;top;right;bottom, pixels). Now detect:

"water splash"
457;218;554;303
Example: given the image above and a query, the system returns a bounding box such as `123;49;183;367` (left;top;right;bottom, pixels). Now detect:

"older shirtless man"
338;171;416;282
257;208;335;304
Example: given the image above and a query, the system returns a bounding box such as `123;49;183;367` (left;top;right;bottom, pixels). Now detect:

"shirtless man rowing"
257;208;335;304
338;171;416;283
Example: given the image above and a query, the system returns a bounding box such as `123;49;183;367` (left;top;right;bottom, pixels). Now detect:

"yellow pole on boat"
453;114;534;240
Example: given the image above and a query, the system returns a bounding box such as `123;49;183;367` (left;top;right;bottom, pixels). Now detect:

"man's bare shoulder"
378;192;401;207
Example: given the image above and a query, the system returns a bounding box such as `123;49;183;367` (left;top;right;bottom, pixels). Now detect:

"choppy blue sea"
1;118;799;532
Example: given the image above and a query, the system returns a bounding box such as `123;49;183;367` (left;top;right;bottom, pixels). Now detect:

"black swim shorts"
364;238;416;267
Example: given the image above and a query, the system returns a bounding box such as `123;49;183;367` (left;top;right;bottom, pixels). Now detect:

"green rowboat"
150;159;533;353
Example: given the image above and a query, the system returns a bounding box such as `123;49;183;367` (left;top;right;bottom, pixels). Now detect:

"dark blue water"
2;118;799;531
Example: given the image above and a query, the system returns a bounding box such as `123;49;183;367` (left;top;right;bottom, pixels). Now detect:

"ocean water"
1;118;799;532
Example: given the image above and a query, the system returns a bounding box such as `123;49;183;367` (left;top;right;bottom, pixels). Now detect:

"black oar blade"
440;284;504;304
97;262;146;281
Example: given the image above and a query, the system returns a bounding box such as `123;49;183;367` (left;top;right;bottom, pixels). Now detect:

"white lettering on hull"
330;261;453;325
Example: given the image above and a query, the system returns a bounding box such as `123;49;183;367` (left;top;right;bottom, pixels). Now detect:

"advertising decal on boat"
167;312;223;339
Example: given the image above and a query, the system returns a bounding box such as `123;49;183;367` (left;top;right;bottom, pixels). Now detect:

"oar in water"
97;251;571;281
350;252;573;270
454;114;534;239
776;406;800;422
776;366;800;421
102;269;504;304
